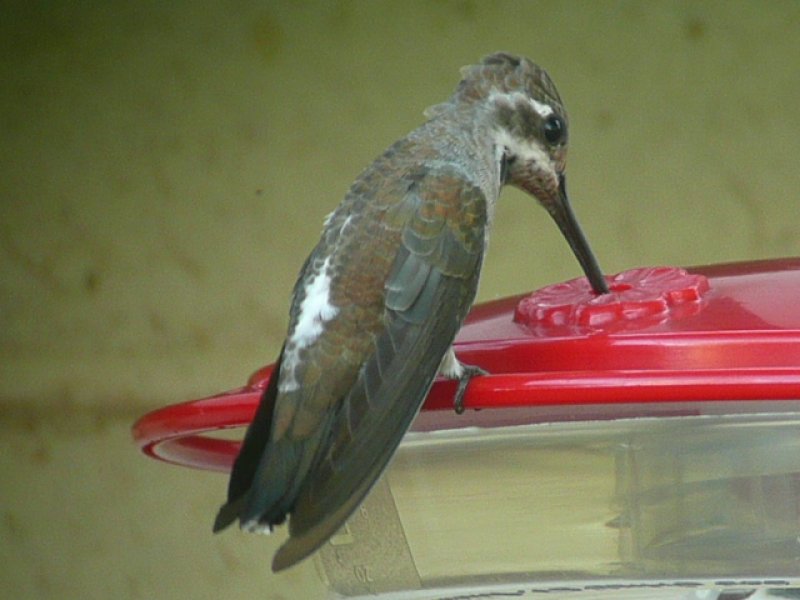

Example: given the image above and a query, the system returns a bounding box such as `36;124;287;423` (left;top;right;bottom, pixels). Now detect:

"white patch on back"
292;256;338;345
279;256;338;393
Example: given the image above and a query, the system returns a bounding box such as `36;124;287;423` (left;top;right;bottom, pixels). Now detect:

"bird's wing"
271;170;488;571
229;240;359;531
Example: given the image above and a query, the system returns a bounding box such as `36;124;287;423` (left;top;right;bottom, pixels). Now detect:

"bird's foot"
439;348;488;414
453;364;488;415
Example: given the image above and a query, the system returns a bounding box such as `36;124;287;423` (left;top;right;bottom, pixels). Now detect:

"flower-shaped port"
514;266;710;332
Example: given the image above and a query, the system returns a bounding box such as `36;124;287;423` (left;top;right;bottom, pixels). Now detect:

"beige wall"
2;1;798;598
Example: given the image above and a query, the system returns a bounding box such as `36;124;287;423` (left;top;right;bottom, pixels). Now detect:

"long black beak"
547;174;608;295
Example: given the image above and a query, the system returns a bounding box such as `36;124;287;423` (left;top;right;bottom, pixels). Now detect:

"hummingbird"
213;52;608;571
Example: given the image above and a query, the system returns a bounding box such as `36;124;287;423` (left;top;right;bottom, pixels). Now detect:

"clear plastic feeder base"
316;410;800;598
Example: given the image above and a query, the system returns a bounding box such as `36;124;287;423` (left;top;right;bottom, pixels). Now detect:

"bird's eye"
543;115;566;145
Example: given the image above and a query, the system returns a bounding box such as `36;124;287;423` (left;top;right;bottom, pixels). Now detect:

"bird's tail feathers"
212;496;246;533
238;408;335;531
212;347;284;533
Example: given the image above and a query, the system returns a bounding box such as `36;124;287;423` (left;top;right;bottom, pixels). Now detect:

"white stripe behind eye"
529;97;554;118
489;90;554;119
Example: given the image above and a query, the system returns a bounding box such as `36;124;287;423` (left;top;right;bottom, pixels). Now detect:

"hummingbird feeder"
134;258;800;598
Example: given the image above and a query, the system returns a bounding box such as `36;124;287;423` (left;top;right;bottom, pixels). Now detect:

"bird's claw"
454;364;488;414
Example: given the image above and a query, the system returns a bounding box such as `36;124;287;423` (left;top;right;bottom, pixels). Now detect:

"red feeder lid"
133;258;800;472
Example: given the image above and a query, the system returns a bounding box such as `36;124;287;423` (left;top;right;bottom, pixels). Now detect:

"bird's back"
216;122;490;571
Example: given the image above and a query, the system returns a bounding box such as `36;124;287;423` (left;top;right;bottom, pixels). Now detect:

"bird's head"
429;53;608;294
